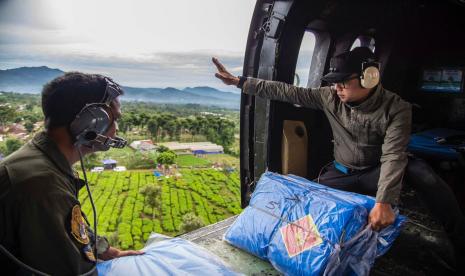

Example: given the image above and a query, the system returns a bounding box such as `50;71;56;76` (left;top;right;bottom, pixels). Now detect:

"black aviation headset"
70;77;127;151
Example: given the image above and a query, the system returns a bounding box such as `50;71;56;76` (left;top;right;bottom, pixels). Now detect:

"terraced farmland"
78;169;241;250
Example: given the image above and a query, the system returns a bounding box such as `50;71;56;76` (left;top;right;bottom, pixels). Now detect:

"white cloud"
0;46;244;91
0;0;255;90
0;0;255;53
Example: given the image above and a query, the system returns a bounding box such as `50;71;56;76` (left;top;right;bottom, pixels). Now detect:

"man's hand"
212;57;240;86
99;246;144;261
368;202;395;231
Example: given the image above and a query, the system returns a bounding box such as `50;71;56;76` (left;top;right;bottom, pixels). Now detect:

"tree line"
0;92;238;155
119;112;236;153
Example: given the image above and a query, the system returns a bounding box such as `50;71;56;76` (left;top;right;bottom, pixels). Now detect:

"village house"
0;123;28;140
158;141;224;155
102;159;118;170
129;140;156;151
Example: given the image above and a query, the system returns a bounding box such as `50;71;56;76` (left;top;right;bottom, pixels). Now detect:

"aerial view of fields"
0;91;242;250
79;169;241;250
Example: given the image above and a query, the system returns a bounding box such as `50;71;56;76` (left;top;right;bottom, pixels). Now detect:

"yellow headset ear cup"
360;66;380;89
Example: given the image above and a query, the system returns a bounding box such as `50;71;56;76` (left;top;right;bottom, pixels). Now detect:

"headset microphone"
92;134;127;149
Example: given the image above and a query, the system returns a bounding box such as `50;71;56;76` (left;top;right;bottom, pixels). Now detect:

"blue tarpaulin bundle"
97;233;241;276
408;128;465;160
224;172;406;275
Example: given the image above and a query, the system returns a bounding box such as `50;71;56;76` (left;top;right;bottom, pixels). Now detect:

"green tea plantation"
79;169;242;250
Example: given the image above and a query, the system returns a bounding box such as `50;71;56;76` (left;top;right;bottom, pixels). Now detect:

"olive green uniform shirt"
0;132;97;275
243;78;412;204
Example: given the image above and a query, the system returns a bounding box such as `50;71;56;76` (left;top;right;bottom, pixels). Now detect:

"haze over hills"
0;66;64;94
0;66;240;109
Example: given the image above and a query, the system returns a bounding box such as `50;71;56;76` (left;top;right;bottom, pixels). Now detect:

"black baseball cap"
321;47;376;83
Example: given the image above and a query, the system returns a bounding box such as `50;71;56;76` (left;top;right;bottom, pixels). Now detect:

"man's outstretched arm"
99;246;144;261
85;226;144;261
212;57;240;86
212;57;329;110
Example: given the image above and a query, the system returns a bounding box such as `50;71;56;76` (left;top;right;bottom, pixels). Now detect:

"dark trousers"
316;157;465;256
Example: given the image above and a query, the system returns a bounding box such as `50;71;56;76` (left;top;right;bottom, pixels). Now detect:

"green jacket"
243;78;412;204
0;132;97;275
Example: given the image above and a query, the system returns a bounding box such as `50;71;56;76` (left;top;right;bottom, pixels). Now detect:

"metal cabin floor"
179;215;279;275
180;192;458;276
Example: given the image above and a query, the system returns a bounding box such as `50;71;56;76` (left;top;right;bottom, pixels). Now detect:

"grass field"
203;154;239;168
80;144;239;170
175;155;212;167
78;169;241;250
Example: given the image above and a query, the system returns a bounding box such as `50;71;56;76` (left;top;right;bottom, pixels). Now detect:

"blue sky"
0;0;256;91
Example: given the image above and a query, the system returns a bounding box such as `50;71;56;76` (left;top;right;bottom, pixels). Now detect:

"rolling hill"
0;66;240;109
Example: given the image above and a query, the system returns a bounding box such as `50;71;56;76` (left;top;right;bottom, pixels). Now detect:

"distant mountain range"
0;66;240;109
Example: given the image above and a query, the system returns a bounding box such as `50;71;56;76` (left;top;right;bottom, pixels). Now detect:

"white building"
158;142;223;154
130;140;156;151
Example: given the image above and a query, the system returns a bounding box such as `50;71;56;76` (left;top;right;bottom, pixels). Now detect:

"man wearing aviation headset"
0;72;143;275
213;47;465;269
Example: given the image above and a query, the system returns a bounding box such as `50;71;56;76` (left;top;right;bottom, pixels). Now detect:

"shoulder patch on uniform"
71;205;90;245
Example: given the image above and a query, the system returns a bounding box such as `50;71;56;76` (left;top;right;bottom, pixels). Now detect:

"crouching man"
213;47;465;271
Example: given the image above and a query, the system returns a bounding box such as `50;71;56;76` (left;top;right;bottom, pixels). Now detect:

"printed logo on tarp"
280;214;322;257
